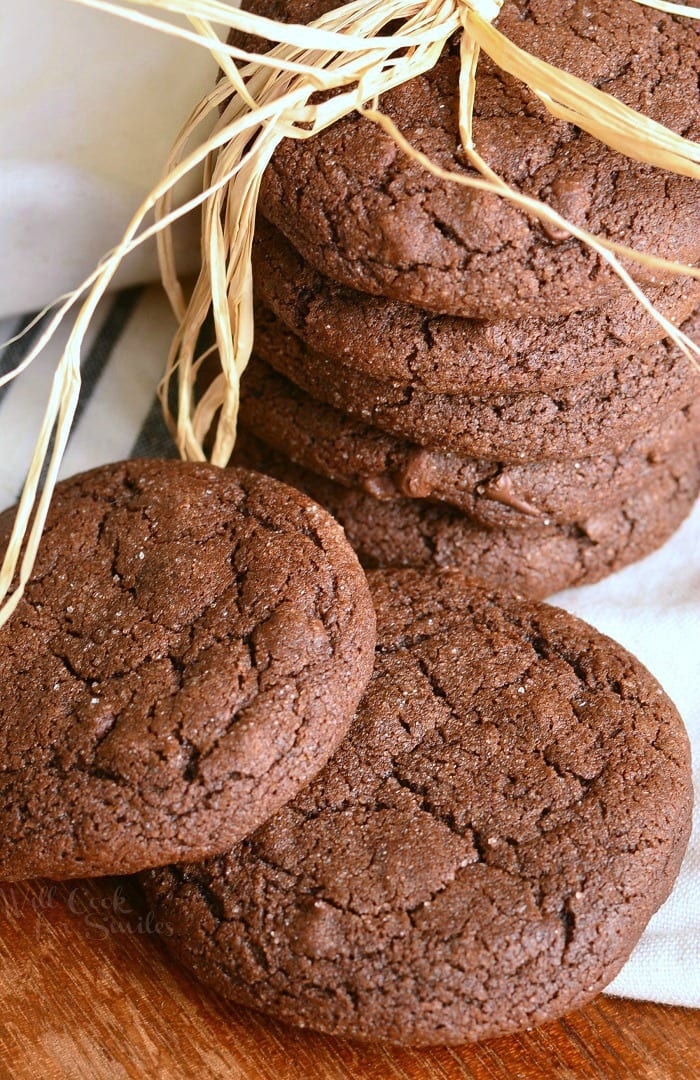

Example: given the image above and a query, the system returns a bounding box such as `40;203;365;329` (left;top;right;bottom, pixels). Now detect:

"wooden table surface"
0;876;697;1080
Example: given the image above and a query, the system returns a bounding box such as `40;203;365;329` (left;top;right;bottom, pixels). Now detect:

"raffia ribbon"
0;0;698;627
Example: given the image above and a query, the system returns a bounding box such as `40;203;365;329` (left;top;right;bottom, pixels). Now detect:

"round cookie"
141;569;693;1046
254;219;700;395
0;459;376;881
241;0;700;318
254;306;700;462
233;432;700;598
240;357;700;530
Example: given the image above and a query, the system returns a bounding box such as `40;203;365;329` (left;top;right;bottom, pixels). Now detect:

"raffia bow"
0;0;698;626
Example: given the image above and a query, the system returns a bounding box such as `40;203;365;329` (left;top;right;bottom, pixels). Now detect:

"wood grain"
0;877;696;1080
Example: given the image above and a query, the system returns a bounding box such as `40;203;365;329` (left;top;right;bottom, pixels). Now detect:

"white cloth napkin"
0;0;698;1011
0;1;214;317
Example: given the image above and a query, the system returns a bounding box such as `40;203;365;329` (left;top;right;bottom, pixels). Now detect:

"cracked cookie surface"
238;0;700;318
0;459;376;880
254;306;700;462
240;358;700;530
233;432;700;597
141;569;692;1045
253;220;700;395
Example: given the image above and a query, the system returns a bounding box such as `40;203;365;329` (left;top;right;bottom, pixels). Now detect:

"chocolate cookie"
240;357;700;530
0;459;376;880
141;569;693;1045
242;0;700;318
254;306;700;462
233;432;700;598
254;220;700;395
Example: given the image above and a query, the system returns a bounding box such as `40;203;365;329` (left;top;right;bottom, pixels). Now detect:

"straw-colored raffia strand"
0;0;698;628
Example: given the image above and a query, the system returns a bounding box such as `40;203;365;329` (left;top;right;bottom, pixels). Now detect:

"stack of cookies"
233;0;700;599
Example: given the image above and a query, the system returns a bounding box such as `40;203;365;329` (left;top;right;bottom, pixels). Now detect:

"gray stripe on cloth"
0;311;45;408
67;286;143;440
27;289;144;495
130;394;178;459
